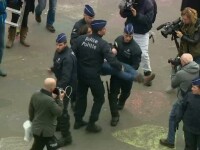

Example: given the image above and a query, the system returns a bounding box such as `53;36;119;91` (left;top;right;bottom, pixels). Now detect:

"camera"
124;0;137;10
53;87;65;96
168;57;181;66
157;18;183;38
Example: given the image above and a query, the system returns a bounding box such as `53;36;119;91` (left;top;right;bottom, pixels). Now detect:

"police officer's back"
72;20;122;133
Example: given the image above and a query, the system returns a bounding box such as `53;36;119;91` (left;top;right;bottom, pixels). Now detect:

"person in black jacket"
119;0;156;86
72;20;122;133
70;4;95;46
175;78;200;150
181;0;200;18
108;24;155;126
48;33;77;146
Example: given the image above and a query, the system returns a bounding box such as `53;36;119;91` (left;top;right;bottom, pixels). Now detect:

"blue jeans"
35;0;57;25
101;62;138;81
167;100;180;144
0;22;5;64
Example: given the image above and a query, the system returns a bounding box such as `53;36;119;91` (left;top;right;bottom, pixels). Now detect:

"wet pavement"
0;0;186;149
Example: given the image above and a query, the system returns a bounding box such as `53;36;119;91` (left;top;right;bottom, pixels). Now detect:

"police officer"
70;4;95;46
109;24;155;126
48;33;77;146
72;20;122;133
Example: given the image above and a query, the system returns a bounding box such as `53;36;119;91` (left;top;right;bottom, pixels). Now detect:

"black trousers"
30;134;57;150
184;130;200;150
8;1;31;28
109;76;133;117
75;77;105;123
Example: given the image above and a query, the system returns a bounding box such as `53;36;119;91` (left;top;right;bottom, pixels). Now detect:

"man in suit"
29;78;64;150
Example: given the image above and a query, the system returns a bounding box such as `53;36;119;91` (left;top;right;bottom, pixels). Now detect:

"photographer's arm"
181;28;200;45
171;67;182;89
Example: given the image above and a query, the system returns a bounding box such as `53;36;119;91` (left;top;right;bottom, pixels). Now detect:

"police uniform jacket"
72;33;122;80
70;18;87;46
114;35;142;70
29;89;63;137
51;47;77;89
176;92;200;134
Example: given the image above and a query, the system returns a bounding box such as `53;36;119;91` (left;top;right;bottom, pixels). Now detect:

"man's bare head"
180;53;193;66
44;78;56;92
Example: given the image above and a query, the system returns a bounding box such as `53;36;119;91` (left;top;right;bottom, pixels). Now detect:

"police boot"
143;71;155;86
86;122;102;133
6;27;16;48
20;27;30;47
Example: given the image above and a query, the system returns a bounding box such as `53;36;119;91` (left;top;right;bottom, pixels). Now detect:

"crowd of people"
1;0;200;150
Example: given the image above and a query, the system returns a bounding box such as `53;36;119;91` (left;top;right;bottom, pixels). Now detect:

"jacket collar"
40;88;52;97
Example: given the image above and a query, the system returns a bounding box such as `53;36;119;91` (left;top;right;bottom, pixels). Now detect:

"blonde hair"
181;7;198;24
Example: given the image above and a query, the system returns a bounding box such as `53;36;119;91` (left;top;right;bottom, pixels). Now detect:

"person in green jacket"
29;78;64;150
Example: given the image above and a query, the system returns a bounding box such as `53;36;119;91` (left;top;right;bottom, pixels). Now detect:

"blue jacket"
0;0;7;25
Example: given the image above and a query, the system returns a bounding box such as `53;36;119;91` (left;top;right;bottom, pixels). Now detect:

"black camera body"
124;0;137;10
157;18;183;38
168;57;181;66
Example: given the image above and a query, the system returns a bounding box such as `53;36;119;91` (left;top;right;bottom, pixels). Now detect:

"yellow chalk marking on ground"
113;124;173;150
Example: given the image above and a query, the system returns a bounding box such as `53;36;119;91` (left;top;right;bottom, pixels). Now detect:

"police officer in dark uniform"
49;33;77;146
70;4;95;46
109;24;142;126
72;20;122;133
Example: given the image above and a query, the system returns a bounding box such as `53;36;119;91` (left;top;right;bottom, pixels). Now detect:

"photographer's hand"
130;7;137;16
175;31;183;38
59;91;65;101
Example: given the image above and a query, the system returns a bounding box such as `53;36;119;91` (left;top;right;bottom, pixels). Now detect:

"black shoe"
74;120;88;129
46;24;56;33
35;15;41;23
86;123;102;133
117;104;124;110
0;69;7;77
159;139;175;148
110;116;119;127
143;73;155;87
57;136;72;148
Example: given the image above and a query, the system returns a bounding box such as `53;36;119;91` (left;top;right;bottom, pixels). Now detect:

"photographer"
160;53;199;148
119;0;156;86
177;7;200;64
29;78;64;150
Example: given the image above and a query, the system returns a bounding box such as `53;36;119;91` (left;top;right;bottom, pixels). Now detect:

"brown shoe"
160;139;175;148
6;27;16;48
46;24;56;33
135;73;144;83
20;27;30;47
35;15;41;23
143;73;155;86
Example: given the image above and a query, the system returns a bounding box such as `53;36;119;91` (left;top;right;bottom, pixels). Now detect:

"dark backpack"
151;0;157;23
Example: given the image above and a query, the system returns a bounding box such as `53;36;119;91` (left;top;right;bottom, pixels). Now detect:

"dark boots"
6;27;16;48
20;27;30;47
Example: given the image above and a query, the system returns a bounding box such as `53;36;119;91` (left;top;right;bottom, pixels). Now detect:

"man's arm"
49;99;63;117
103;42;122;71
28;97;34;122
70;23;80;46
171;67;182;88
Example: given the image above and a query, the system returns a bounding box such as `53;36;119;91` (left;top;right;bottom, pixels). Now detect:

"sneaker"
46;24;56;33
86;123;102;133
74;120;87;129
144;73;155;86
159;139;175;148
110;116;119;126
35;15;41;23
135;73;144;83
0;69;7;77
